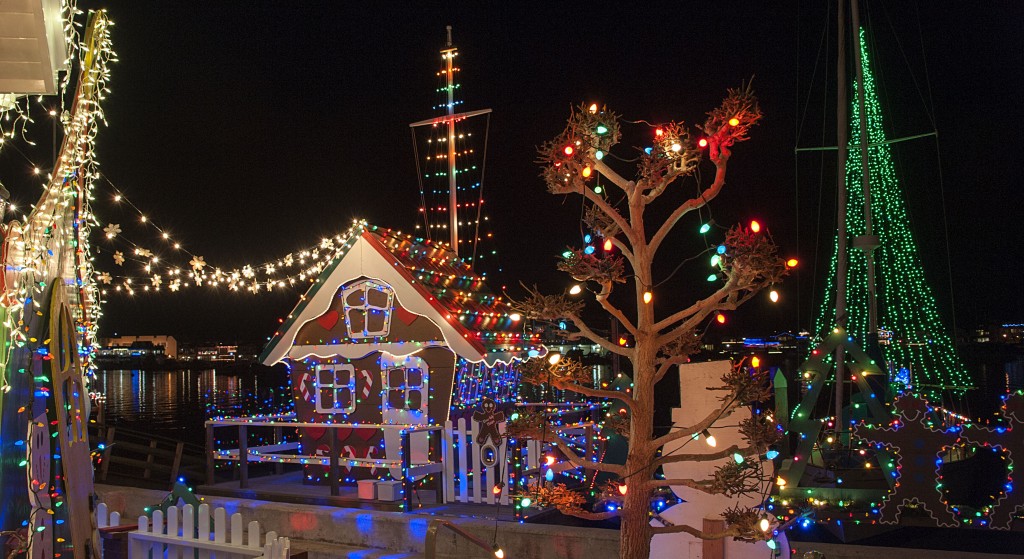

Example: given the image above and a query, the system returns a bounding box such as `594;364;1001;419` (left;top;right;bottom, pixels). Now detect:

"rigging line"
877;1;937;129
411;127;431;242
470;112;491;273
794;0;831;148
912;0;938;128
931;133;960;353
810;3;832;334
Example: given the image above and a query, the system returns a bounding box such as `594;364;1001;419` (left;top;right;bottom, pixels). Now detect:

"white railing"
442;417;510;504
127;504;288;559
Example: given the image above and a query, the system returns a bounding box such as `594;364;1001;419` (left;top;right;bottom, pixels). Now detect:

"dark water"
90;368;293;446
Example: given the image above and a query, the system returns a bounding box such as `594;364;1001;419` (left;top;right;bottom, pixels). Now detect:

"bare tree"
510;84;786;559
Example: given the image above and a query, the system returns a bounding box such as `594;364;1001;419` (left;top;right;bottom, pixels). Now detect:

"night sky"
3;1;1021;344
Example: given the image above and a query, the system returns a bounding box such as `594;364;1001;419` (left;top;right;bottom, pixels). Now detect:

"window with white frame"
315;363;357;414
341;280;394;339
385;366;426;411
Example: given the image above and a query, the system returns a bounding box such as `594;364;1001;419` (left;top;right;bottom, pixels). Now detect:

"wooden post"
512;438;523;522
273;426;284;475
702;519;726;559
238;425;248;489
170;441;184;488
101;426;116;481
401;429;412;512
328;428;339;497
205;424;215;486
143;439;158;479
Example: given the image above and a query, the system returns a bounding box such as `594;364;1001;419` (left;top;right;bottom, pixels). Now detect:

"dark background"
2;1;1020;344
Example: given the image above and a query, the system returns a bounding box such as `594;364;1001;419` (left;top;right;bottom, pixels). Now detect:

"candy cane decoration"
363;446;379;476
342;445;357;473
360;369;373;399
299;371;314;402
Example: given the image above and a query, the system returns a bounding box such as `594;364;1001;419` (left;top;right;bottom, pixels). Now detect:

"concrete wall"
95;485;620;559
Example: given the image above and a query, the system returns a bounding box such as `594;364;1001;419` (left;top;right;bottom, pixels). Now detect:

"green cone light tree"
511;85;787;559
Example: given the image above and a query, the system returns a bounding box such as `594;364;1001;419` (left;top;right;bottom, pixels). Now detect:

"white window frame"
383;364;427;412
341;279;394;339
315;363;357;414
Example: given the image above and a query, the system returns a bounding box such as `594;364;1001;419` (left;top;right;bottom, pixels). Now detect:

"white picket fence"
439;417;602;505
441;417;510;504
95;502;288;559
96;502;122;530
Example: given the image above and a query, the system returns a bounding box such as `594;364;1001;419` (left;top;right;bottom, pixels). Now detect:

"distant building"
971;323;1024;345
196;345;239;362
98;335;178;359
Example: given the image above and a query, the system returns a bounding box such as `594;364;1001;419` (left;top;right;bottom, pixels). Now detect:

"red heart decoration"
394;306;418;326
335;428;353;443
316;310;340;331
355;428;375;441
305;426;326;441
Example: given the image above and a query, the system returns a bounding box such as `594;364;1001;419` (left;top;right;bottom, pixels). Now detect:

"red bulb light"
603;238;613;251
564;145;574;156
786;258;799;268
655;128;664;137
716;313;726;324
750;220;761;233
698;138;708;148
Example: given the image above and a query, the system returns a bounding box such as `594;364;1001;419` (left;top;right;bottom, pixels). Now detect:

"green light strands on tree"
815;29;972;395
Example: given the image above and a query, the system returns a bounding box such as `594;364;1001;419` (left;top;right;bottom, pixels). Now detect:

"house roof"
260;223;543;366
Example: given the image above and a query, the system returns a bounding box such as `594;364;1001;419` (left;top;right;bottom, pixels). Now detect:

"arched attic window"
341;279;394;339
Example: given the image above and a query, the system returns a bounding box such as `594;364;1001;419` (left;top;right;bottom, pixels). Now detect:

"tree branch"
651;394;741;449
592;158;634;194
653;356;690;385
649;156;729;257
646;477;714;491
649;523;743;540
654;274;739;334
655;445;759;467
566;311;633;357
552;438;625;475
595;291;638;337
558;509;621;522
550;377;635;411
579;173;636;248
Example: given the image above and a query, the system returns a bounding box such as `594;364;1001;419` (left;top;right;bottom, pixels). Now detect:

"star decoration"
97;272;112;284
189;255;206;271
103;223;121;238
113;251;125;266
134;247;153;258
151;275;162;288
169;279;181;292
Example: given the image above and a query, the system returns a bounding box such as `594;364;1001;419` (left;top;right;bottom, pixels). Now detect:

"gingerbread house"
260;223;543;482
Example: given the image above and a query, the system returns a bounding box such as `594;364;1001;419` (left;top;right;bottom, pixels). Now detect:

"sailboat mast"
850;0;881;344
443;26;459;254
834;0;850;442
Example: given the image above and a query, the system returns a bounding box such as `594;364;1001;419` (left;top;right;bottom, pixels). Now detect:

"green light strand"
815;28;972;396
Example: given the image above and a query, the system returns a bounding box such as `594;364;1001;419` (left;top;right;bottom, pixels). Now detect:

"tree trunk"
619;339;657;559
619;477;652;559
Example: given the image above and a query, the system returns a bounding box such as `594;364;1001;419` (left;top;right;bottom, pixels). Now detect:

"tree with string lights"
509;84;788;558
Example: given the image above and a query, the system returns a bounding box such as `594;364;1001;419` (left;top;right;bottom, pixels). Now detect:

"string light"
814;29;972;394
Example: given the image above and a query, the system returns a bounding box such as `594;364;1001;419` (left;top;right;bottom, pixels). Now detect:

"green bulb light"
814;28;972;395
699;223;711;234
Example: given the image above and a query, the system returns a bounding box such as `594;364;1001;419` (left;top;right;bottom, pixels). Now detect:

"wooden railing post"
328;427;339;497
238;425;249;489
100;426;115;481
205;423;215;486
170;441;184;488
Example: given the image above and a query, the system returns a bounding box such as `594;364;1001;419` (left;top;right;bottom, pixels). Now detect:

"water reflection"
91;369;292;446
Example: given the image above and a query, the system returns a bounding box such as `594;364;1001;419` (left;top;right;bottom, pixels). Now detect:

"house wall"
285;278;458;482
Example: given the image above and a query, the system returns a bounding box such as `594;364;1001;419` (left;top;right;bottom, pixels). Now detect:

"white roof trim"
262;235;489;366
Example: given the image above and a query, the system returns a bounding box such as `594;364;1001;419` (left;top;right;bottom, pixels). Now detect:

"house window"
342;280;394;339
315;364;357;414
385;366;426;411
